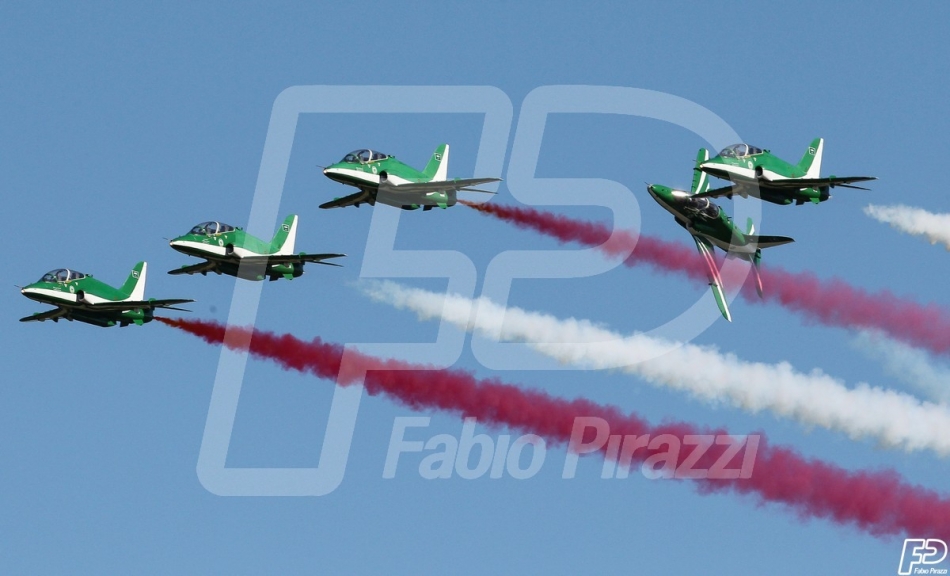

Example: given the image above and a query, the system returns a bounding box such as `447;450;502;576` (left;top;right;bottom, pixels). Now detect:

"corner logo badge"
899;539;948;575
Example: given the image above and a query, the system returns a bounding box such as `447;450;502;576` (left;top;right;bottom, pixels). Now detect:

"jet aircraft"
19;261;192;327
168;214;345;281
320;144;500;210
695;138;875;205
648;149;795;322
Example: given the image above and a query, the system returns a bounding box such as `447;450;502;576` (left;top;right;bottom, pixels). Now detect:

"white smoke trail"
864;204;950;250
852;330;950;404
365;280;950;456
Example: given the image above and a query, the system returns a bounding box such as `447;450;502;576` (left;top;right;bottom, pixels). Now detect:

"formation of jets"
20;139;873;326
648;138;875;321
19;143;495;326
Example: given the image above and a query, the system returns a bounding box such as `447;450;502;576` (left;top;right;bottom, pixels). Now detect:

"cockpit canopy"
683;196;721;219
40;268;87;283
188;221;236;236
718;143;763;158
341;149;390;164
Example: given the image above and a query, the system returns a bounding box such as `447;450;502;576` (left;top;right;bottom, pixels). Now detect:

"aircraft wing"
691;184;737;200
82;299;195;312
320;189;376;209
692;235;732;322
381;177;501;194
19;308;68;323
240;253;347;267
168;260;217;276
760;175;876;190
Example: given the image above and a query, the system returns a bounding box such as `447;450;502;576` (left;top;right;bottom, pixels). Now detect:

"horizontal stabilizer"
745;235;795;249
763;175;876;189
829;182;872;190
88;298;195;311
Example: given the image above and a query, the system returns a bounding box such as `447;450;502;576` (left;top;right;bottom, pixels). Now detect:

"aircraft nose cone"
647;184;673;201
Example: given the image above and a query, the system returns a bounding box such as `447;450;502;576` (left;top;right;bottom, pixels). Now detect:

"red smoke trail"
462;201;950;355
160;316;950;539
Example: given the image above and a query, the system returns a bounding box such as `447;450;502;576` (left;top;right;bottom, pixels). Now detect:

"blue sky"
3;2;950;573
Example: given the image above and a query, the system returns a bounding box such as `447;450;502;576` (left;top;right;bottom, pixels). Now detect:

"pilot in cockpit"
40;269;85;283
342;149;389;164
685;197;720;219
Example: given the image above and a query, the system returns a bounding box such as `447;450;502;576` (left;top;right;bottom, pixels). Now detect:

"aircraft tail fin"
691;148;711;195
271;214;298;256
798;137;824;179
422;144;449;182
751;249;764;297
119;261;148;301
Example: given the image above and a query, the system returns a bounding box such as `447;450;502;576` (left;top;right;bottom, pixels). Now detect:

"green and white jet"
695;138;876;205
320;144;500;210
648;149;795;322
19;261;192;327
168;214;345;281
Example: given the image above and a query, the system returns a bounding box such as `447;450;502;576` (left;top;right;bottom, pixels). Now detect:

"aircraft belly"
377;189;450;207
325;168;380;186
708;164;755;181
232;246;264;259
225;262;269;280
172;240;228;257
23;287;76;304
81;293;111;305
376;189;413;207
386;174;413;186
759;168;789;182
69;311;121;328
